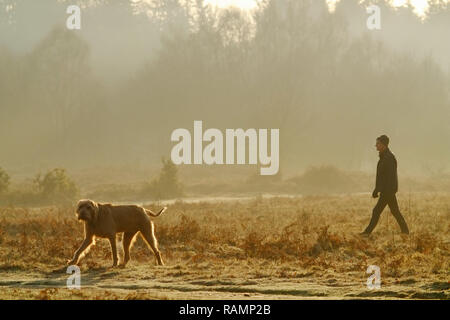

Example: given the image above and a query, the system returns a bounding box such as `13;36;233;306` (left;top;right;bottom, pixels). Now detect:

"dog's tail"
144;207;167;217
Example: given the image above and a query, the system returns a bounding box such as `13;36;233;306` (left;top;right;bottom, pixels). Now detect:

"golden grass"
0;192;448;299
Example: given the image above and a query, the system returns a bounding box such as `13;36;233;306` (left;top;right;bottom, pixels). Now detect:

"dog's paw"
67;259;76;266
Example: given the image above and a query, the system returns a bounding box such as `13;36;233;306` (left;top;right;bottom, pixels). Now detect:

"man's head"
375;135;389;152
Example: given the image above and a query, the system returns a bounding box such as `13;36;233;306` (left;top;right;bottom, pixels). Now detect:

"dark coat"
375;148;398;195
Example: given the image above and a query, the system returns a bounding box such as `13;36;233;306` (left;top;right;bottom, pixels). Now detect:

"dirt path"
0;263;448;300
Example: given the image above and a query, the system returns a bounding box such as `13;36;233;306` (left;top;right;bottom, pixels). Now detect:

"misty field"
0;193;448;300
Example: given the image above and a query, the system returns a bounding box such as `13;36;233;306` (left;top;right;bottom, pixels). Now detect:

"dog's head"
76;199;99;222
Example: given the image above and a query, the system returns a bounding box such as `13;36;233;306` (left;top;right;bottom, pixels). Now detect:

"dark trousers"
364;193;409;234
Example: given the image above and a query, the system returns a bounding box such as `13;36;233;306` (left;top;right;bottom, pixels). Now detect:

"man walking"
361;135;409;236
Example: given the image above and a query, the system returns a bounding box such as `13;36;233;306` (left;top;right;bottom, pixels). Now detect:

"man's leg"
362;195;389;234
387;194;409;234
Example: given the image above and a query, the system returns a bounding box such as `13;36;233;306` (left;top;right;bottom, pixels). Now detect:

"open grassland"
0;193;448;299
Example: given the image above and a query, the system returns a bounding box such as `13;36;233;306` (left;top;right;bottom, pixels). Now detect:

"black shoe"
359;232;370;237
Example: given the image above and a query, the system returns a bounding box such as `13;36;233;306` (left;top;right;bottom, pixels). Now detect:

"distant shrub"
144;158;183;200
0;167;10;194
33;168;79;204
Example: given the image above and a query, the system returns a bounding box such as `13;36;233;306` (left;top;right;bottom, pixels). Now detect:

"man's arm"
384;155;396;194
374;158;388;197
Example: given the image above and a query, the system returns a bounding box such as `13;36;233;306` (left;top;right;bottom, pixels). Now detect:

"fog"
0;0;449;180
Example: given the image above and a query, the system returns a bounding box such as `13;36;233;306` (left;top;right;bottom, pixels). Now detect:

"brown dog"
67;199;166;267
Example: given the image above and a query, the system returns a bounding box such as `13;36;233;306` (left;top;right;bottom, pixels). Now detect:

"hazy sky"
204;0;261;9
1;0;449;81
205;0;450;18
328;0;450;18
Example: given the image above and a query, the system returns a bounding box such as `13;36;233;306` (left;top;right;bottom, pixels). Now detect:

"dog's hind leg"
122;231;137;267
140;223;164;266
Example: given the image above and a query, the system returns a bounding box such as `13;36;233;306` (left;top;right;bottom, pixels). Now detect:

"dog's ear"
89;200;99;213
76;199;86;213
90;200;99;222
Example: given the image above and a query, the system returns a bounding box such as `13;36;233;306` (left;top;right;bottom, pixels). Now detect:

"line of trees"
0;0;449;174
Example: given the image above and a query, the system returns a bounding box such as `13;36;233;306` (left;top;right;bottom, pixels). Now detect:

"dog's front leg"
108;236;118;267
67;237;93;266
